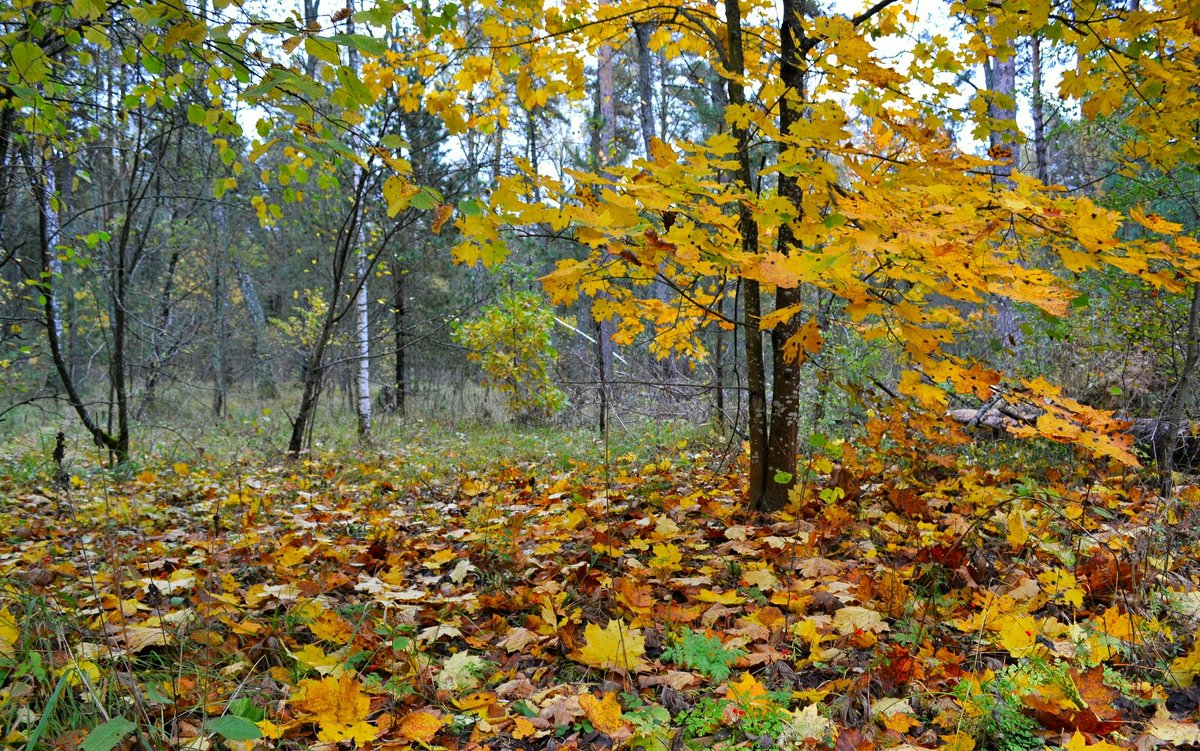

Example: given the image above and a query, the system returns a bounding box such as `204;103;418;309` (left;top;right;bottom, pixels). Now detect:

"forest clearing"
4;412;1200;751
5;0;1200;748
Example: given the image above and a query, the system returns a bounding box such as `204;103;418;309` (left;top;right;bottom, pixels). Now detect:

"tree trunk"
302;0;322;77
759;0;810;511
287;288;341;455
211;205;230;417
725;0;769;505
28;148;126;461
389;258;407;415
353;238;372;439
234;258;276;398
714;290;726;425
348;0;372;442
1030;36;1048;184
634;21;656;158
1158;283;1200;493
140;248;181;415
592;1;617;433
987;17;1021;357
287;171;371;455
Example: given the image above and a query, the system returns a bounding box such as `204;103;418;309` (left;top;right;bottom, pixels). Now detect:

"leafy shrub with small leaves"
661;628;746;682
451;291;566;422
952;670;1042;751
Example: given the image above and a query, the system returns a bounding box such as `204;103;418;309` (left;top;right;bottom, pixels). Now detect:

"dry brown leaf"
638;671;698;690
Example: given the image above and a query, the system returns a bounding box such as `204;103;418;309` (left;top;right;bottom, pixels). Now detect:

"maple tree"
438;0;1200;508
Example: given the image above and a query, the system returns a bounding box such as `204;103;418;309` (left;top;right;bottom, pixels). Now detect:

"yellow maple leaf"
291;674;377;744
741;568;779;591
881;711;918;733
579;692;627;734
727;672;771;710
782;317;823;365
397;711;443;743
1064;730;1124;751
1006;509;1029;552
423;547;458;569
289;643;341;675
649;542;682;570
995;614;1041;658
1038;569;1084;608
511;714;538;739
0;606;17;657
256;719;283;739
832;606;888;635
573;619;650;673
1170;627;1200;687
309;610;354;645
695;588;743;605
938;732;976;751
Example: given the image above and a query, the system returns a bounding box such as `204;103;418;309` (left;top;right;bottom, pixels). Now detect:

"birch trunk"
348;0;372;441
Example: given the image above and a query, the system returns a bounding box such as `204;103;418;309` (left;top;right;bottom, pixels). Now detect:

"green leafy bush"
451;291;566;422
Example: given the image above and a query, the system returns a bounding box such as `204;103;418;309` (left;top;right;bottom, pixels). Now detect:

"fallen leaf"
786;703;836;743
573;620;650;673
538;694;584;727
638;671;698;690
290;674;377;744
397;711;443;743
436;651;491;692
832;606;888;635
1146;705;1200;745
0;606;17;656
579;692;627;734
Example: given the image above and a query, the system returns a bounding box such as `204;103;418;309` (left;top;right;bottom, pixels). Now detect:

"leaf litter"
2;437;1200;750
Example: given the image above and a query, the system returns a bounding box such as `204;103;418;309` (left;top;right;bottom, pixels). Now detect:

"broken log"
947;408;1200;470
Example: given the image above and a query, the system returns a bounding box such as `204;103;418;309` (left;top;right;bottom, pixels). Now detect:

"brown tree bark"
758;0;812;511
724;0;769;505
28;148;128;461
1158;283;1200;493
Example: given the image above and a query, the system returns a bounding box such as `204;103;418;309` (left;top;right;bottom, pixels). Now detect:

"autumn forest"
3;0;1200;749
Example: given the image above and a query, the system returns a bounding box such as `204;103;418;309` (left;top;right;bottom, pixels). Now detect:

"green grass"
0;380;725;483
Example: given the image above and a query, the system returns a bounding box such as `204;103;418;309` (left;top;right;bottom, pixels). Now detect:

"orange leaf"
398;711;443;743
578;692;627;734
511;715;538;739
431;203;454;235
727;672;770;710
309;610;354;644
782;317;823;365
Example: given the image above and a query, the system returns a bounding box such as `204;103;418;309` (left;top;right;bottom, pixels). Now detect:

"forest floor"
3;424;1200;751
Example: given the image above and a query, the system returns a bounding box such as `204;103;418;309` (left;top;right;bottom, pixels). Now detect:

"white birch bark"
348;0;371;440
